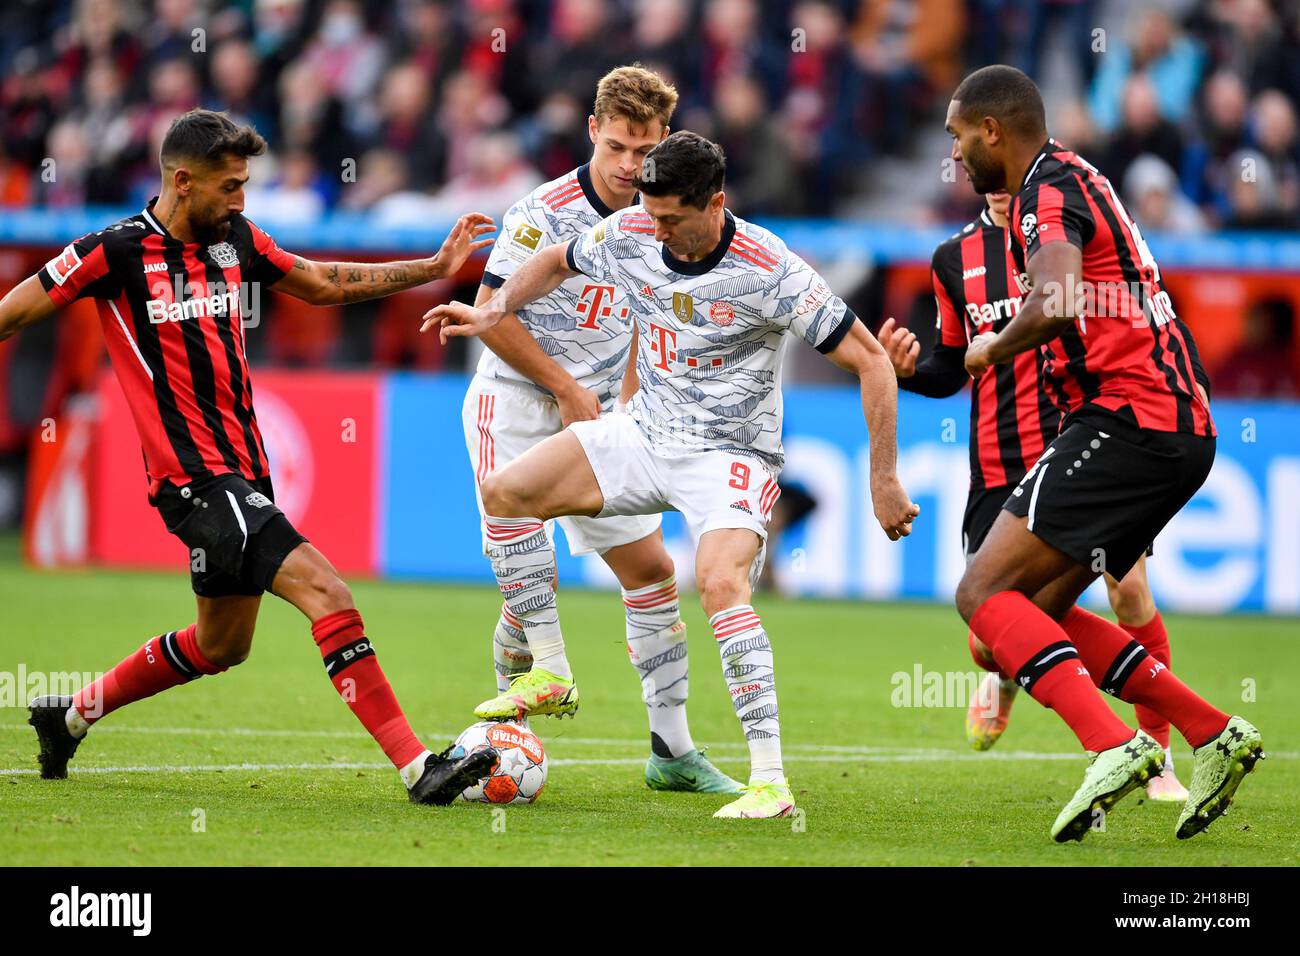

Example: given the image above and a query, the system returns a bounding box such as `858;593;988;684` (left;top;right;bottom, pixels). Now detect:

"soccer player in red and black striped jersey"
943;67;1263;842
0;109;498;804
878;189;1195;801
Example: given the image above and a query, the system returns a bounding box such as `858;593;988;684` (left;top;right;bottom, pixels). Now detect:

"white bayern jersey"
478;164;635;402
566;207;855;471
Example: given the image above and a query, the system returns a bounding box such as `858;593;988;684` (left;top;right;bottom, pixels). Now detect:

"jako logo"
49;886;151;936
146;288;240;324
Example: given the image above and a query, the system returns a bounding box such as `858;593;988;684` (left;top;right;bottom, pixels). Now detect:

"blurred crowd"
0;0;1293;229
0;0;1298;393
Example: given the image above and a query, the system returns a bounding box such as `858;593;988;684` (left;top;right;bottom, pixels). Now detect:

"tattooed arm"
272;213;495;306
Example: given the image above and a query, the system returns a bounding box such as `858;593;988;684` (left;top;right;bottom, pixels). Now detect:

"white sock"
484;516;571;679
399;749;433;789
709;604;784;786
492;605;532;693
623;575;694;758
65;705;89;740
1164;746;1175;771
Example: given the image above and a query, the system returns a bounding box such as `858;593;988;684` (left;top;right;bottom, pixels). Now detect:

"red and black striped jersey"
39;198;297;487
933;209;1062;490
1010;140;1214;437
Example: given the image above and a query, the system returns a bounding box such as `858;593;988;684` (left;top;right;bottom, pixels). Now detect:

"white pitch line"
2;723;1293;764
10;747;1297;777
0;723;967;755
0;753;1061;776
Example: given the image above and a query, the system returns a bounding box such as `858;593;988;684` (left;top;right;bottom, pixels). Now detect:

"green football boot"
646;749;745;794
1176;716;1264;840
473;668;578;721
1051;730;1164;843
712;781;796;819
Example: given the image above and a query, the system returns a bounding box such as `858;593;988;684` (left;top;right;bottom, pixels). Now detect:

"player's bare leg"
603;530;745;794
692;528;793;818
29;593;260;779
1103;556;1187;801
474;431;603;719
194;593;262;666
267;542;496;804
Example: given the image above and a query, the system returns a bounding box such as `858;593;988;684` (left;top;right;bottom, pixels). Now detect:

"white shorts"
462;376;661;557
568;411;781;547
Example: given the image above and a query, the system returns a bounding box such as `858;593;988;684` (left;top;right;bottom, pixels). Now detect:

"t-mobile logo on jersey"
574;283;627;330
647;322;727;372
648;322;677;370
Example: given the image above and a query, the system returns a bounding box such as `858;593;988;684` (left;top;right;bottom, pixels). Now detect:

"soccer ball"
451;720;548;805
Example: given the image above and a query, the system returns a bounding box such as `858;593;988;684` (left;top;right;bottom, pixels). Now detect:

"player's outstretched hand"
872;475;921;541
431;213;496;279
964;331;998;378
420;301;503;344
878;318;920;378
556;383;601;426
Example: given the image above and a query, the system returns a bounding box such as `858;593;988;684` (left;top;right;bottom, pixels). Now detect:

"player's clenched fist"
878;317;920;378
964;331;998;378
421;301;503;344
871;475;921;541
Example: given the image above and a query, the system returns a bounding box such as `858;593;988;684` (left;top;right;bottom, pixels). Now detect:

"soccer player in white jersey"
462;67;741;794
426;131;920;818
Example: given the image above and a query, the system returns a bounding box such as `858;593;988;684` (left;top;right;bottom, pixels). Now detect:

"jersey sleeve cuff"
481;270;506;289
564;237;580;274
815;308;858;354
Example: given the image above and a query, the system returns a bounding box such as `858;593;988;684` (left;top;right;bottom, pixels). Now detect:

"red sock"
311;609;426;770
1121;612;1172;749
970;592;1132;752
73;625;224;724
1060;606;1228;748
967;629;1002;675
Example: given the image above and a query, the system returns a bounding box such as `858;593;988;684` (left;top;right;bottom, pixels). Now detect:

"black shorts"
1001;408;1213;579
151;473;307;598
962;484;1014;557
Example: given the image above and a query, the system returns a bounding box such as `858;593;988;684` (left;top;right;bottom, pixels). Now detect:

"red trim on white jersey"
729;233;778;272
759;478;781;521
475;393;496;482
543;180;582;210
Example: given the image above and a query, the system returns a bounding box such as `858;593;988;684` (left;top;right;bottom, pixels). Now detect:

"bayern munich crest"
208;242;239;268
710;301;735;326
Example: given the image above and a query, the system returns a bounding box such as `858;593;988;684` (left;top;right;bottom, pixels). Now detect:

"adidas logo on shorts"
729;499;752;515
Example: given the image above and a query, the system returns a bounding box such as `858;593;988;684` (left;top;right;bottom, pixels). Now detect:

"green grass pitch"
1;555;1296;866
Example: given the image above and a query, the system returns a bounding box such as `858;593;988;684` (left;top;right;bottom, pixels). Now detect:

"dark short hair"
160;108;267;167
635;131;725;209
952;65;1046;138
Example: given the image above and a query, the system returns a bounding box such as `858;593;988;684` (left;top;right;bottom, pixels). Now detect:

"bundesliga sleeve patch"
44;243;83;286
511;223;543;251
